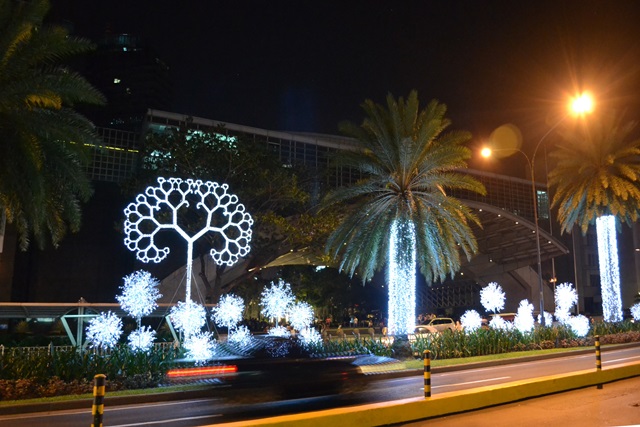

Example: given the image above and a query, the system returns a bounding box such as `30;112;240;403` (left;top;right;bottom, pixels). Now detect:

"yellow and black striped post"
595;335;602;389
423;350;431;398
91;374;106;427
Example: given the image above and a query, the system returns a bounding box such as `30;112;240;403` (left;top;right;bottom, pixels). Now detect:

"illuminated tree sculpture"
124;177;253;301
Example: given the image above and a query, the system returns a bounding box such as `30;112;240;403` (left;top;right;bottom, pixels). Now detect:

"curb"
216;362;640;427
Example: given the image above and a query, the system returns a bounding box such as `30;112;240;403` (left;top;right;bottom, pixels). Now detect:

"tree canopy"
0;0;105;249
548;111;640;234
129;124;339;302
322;91;485;285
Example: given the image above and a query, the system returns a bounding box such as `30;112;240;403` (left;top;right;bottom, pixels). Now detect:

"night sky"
50;1;640;169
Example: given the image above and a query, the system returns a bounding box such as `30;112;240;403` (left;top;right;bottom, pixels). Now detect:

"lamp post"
481;93;594;326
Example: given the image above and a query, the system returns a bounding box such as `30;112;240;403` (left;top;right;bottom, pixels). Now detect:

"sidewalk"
400;375;640;427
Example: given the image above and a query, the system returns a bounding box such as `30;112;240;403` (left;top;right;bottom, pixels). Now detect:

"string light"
387;220;416;335
538;311;553;326
299;327;322;345
267;325;290;337
489;315;512;330
228;325;252;347
596;216;623;322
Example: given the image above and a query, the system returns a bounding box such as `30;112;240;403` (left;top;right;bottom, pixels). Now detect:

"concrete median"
212;362;640;427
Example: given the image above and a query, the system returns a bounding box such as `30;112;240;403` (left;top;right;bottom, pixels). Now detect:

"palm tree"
548;112;640;322
321;91;485;335
0;0;105;249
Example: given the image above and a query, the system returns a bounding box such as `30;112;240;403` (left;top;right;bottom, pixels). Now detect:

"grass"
0;384;211;407
402;346;590;369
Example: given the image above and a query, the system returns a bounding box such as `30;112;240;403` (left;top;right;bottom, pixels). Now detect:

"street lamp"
481;92;594;326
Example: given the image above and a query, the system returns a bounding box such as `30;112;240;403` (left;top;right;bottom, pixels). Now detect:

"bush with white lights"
480;282;506;314
170;299;207;339
212;293;244;330
117;270;162;327
128;326;157;352
86;311;123;349
554;282;578;324
460;310;483;333
631;302;640;321
514;299;535;333
260;278;295;322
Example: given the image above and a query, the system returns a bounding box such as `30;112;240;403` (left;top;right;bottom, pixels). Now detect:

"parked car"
407;323;438;343
422;317;457;332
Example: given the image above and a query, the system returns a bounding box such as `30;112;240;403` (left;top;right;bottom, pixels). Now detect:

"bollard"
423;350;431;398
91;374;106;427
595;335;602;389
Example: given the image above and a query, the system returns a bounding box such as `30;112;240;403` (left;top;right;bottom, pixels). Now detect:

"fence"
0;341;177;356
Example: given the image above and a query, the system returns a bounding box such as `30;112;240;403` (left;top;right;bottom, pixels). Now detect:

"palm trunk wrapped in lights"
596;215;623;322
388;220;417;335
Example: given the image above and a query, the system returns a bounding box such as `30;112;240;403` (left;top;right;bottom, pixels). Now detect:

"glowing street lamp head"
480;147;492;158
570;93;594;115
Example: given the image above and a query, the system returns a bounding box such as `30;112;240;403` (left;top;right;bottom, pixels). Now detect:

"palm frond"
321;92;485;283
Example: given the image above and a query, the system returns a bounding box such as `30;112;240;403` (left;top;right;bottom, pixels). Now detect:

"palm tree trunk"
596;215;623;322
388;220;417;335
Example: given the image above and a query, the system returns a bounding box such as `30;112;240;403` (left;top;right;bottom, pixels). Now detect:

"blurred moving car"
167;335;403;401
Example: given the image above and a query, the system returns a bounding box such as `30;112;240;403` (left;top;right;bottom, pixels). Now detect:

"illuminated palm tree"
548;112;640;322
321;91;485;335
0;0;105;249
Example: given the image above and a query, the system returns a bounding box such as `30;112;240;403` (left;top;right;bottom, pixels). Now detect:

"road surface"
0;346;638;426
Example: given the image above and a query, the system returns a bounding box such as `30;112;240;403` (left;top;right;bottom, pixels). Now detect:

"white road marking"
110;414;222;426
605;355;640;364
0;398;219;421
419;376;511;391
106;398;218;411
